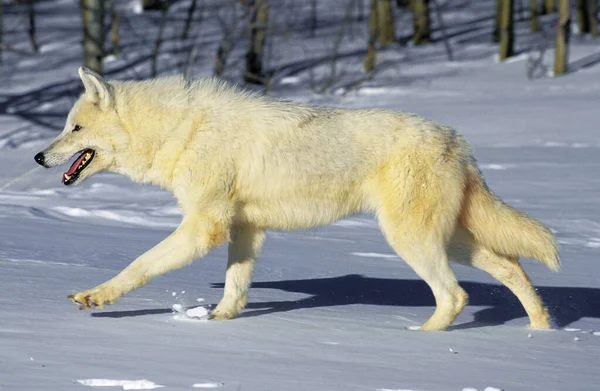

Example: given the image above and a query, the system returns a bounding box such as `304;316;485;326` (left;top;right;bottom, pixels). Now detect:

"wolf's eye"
72;124;82;132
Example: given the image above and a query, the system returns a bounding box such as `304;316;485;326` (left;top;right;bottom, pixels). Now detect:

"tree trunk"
364;0;378;72
111;6;120;55
554;0;570;75
151;2;169;77
27;0;38;52
377;0;395;45
576;0;591;34
542;0;554;14
214;34;233;77
356;0;365;21
588;0;598;37
214;3;237;77
244;0;269;84
493;0;502;42
530;0;539;32
310;0;317;37
181;0;198;40
317;0;354;93
412;0;430;45
499;0;514;61
80;0;105;74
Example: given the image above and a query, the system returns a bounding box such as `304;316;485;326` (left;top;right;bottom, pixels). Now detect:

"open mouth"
62;149;95;186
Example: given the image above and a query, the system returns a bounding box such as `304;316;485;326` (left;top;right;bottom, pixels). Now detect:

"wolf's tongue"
64;153;87;176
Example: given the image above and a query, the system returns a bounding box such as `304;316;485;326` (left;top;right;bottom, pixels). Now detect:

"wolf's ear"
78;67;113;110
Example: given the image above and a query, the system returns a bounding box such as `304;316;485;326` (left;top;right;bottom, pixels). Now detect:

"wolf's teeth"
85;153;92;159
64;174;71;180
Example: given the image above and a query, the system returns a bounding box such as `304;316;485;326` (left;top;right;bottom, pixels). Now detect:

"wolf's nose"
34;152;46;167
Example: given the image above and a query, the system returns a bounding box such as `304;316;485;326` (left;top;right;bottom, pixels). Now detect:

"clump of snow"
585;241;600;248
480;164;517;171
280;76;300;86
186;306;209;319
172;303;210;321
76;379;163;390
172;304;183;313
192;383;224;388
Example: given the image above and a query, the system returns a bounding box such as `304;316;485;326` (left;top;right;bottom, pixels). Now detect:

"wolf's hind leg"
448;229;551;329
69;215;229;309
379;212;468;331
372;146;468;331
211;224;265;320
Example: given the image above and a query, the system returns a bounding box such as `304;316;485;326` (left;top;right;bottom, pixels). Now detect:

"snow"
172;303;210;320
76;379;164;390
2;1;600;390
171;304;183;313
351;252;399;259
185;306;210;319
192;383;224;389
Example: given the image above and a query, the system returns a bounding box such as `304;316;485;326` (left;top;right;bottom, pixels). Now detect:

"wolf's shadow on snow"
93;274;600;329
217;274;600;330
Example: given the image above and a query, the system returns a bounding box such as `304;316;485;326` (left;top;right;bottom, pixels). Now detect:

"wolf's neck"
112;83;199;190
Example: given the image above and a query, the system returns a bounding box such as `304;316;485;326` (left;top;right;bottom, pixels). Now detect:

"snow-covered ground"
1;1;600;390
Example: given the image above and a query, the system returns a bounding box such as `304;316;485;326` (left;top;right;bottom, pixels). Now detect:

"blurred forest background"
1;0;597;82
0;0;598;136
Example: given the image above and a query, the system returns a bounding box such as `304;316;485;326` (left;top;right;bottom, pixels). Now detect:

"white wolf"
34;67;559;331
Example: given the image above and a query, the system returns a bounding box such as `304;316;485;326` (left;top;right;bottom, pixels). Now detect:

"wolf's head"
34;67;129;186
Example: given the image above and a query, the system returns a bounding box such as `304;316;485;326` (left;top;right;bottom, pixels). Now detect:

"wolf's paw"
529;318;551;329
208;309;236;321
528;307;552;329
209;296;246;320
68;284;121;310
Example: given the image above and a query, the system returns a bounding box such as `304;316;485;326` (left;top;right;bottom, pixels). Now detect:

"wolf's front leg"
210;225;265;320
69;217;229;309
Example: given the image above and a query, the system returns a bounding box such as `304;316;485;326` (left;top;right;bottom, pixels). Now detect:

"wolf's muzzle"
34;152;48;167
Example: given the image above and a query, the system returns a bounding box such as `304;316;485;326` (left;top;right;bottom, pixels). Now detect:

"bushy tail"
459;163;560;271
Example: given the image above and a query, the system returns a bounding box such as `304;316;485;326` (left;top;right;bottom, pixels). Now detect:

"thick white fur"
39;67;560;330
